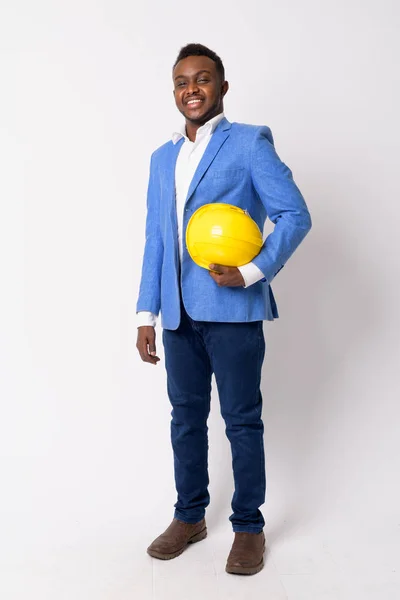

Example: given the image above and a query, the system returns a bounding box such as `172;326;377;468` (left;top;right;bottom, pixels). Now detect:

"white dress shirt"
137;112;265;327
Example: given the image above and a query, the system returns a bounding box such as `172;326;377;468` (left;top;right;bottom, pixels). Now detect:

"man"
136;43;311;576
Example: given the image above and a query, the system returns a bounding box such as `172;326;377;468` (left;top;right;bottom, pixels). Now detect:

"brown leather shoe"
146;518;207;560
225;531;265;575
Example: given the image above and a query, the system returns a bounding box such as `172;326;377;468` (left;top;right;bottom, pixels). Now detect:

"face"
172;55;229;124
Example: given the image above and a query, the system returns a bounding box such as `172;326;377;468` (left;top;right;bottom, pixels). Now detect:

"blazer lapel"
164;137;184;227
185;117;232;206
163;117;232;247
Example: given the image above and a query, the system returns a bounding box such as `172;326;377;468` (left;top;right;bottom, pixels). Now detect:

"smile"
186;99;204;107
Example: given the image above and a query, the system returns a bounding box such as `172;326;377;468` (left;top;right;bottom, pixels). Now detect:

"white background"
1;1;400;598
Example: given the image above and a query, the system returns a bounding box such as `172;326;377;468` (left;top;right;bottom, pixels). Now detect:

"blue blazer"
136;117;312;330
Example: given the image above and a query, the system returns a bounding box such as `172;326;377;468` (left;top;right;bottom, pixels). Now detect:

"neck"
184;110;223;142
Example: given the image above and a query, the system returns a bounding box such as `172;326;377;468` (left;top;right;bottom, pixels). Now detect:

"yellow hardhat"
186;203;263;270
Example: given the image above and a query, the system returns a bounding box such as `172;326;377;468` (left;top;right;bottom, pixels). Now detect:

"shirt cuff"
137;311;157;327
238;262;266;288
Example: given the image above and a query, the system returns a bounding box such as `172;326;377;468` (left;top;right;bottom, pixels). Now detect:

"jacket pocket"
209;168;245;180
208;168;246;197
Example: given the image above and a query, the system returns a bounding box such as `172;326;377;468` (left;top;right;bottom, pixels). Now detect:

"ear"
222;80;229;97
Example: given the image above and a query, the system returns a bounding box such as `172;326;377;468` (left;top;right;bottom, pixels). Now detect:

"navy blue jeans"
162;295;266;533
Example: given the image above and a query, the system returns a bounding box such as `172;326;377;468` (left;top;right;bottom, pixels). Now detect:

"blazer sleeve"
250;126;312;284
136;153;163;315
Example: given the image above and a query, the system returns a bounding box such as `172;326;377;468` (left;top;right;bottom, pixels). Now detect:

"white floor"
2;511;399;600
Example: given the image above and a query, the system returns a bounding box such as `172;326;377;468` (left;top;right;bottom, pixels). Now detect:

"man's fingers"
208;264;243;287
145;333;160;362
209;263;224;274
146;328;156;353
209;270;226;286
136;326;160;364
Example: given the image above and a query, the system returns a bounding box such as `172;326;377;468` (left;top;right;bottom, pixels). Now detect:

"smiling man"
136;43;312;575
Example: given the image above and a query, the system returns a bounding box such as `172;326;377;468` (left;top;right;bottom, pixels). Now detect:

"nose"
186;80;200;95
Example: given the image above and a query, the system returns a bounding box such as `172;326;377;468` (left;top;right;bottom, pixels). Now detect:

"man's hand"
136;326;160;365
208;264;245;287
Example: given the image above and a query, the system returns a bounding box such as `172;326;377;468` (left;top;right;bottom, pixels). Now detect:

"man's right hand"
136;326;160;365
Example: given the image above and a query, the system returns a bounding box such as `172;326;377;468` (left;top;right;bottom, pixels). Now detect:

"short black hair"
173;43;225;82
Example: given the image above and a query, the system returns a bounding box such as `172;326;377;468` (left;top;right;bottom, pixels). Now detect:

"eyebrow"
174;69;212;81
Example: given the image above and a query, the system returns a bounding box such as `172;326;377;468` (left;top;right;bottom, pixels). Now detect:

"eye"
176;82;186;87
198;78;209;83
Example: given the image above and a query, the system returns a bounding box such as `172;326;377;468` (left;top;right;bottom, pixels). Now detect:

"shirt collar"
172;112;225;144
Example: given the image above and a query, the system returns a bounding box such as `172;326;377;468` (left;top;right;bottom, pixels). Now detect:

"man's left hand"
208;264;245;287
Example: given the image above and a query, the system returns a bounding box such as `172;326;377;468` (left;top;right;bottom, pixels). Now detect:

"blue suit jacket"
136;117;312;330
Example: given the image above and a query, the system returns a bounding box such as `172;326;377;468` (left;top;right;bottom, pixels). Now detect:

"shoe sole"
225;556;264;575
146;527;207;560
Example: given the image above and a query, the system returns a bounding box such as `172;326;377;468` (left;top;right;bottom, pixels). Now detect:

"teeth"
187;99;202;105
